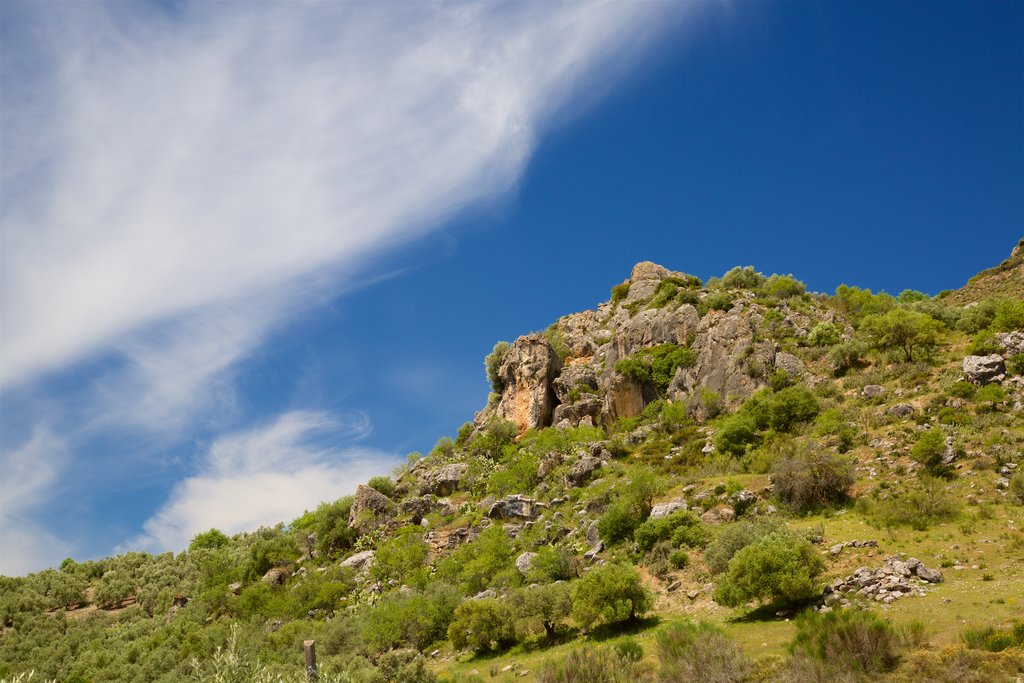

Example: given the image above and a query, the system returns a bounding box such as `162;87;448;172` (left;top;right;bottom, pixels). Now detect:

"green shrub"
189;529;230;552
371;526;429;587
833;285;895;320
633;511;708;553
814;407;858;453
790;608;903;676
772;450;854;513
829;340;867;376
910;429;953;478
447;598;516;653
860;477;960;531
719;266;766;290
712;532;824;608
611;282;631;306
360;584;460;654
992;299;1024;331
957;299;998;333
614;343;696;392
765;274;806;299
597;498;645;545
806;322;842;347
656;621;750;683
571;562;652;629
1007;354;1024;376
367;475;396;499
714;414;761;456
537;646;643;683
437;525;516;595
470;418;519;459
967;332;1001;355
485;341;511;393
961;620;1024;652
1009;472;1024;505
704;517;785;575
699;292;735;314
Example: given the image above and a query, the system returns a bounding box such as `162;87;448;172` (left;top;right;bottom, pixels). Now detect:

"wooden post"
303;639;318;682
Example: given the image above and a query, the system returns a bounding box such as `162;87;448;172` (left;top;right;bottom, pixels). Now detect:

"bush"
314;497;357;557
910;429;953;478
860;477;960;531
189;529;230;552
1009;472;1024;505
370;526;429;587
633;511;708;553
704;517;785;575
957;299;998;333
714;414;761;456
360;584;460;654
537;645;644;683
772;450;854;513
790;608;903;676
485;341;511;393
597;499;645;545
447;598;516;653
571;562;652;629
992;299;1024;331
610;282;631;306
833;285;895;320
367;475;396;499
699;291;735;314
765;274;806;299
806;322;842;347
437;525;515;595
961;620;1024;652
712;532;824;608
719;266;766;290
656;621;750;683
829;340;867;376
614;344;696;392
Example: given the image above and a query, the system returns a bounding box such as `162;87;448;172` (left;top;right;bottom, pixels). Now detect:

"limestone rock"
515;552;539;576
489;495;543;521
887;403;915;417
349;484;395;534
398;495;436;523
700;505;735;524
996;331;1024;356
425;463;468;496
862;384;886;398
601;374;648;425
567;453;603;486
340;550;376;571
552;365;599;403
624;261;670;302
262;568;287;586
553;397;603;427
668;310;775;417
650;500;688;519
963;354;1006;385
487;334;563;432
775;352;805;378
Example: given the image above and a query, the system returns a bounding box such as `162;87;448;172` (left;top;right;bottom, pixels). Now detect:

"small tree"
860;309;944;362
713;533;823;609
447;598;516;652
512;582;573;640
571;562;652;629
910;429;953;478
772;450;854;513
485;341;511;393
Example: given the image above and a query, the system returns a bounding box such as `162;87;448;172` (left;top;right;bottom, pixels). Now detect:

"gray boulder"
340;550;376;571
515;552;539;576
567;453;603;486
650;500;688;519
996;331;1024;356
426;463;468;496
349;484;395;534
489;495;543;521
963;355;1006;385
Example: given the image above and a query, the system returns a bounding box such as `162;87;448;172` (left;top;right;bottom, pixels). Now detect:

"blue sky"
1;0;1020;574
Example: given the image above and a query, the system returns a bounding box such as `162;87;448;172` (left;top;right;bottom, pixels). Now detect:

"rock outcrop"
483;334;562;433
349;484;394;534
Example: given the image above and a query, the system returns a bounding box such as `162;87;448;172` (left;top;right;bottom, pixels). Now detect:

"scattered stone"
700;505;735;524
824;556;942;606
667;580;681;593
687;589;700;600
228;582;242;595
583;541;604;562
996;331;1024;356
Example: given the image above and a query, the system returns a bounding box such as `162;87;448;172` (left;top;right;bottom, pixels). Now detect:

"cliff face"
475;261;833;432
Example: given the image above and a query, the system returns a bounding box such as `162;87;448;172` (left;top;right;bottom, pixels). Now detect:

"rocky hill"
2;243;1023;683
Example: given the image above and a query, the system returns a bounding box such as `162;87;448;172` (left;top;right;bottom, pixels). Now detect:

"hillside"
2;242;1024;683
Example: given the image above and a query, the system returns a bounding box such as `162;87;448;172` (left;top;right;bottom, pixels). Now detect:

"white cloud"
0;429;74;575
1;1;694;399
127;410;396;553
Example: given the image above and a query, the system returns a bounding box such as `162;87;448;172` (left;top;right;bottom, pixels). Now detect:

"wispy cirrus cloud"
0;0;705;571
